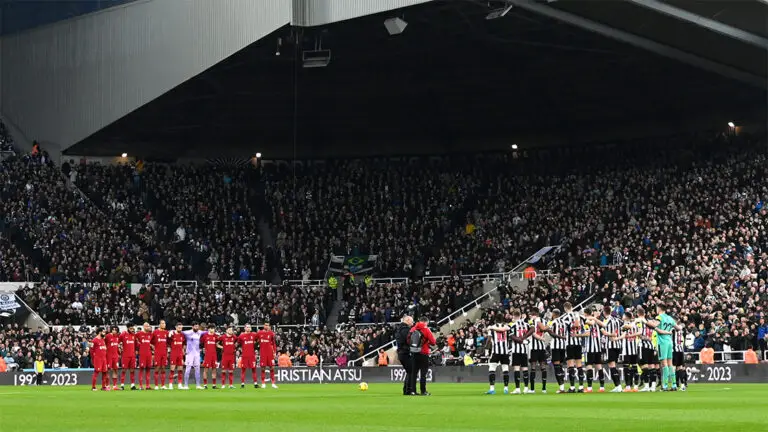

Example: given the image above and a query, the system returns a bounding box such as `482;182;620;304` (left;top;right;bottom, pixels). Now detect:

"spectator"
377;349;389;367
744;346;759;364
305;351;319;367
699;344;715;365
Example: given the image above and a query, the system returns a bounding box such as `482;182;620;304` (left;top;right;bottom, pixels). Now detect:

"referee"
395;316;414;395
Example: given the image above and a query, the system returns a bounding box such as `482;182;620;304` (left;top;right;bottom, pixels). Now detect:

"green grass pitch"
1;384;764;432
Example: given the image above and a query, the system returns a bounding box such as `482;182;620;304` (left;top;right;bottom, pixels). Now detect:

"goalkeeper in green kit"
647;304;677;391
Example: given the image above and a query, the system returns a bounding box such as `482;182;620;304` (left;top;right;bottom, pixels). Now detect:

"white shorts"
185;353;201;367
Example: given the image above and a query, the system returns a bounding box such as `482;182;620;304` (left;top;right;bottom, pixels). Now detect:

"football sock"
522;370;529;388
503;371;509;387
530;369;536;391
577;367;584;386
261;370;267;384
178;371;183;385
184;366;191;387
270;368;275;384
160;370;166;386
130;371;135;385
598;368;605;387
554;364;564;386
154;371;159;387
586;369;593;387
229;372;234;386
92;373;98;389
241;368;246;384
540;367;547;391
489;371;496;386
623;366;632;386
568;367;576;387
120;370;125;385
514;371;521;388
194;367;201;386
102;372;108;389
252;370;258;384
610;367;620;387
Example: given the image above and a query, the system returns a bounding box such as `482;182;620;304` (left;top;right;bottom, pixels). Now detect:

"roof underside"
67;0;767;159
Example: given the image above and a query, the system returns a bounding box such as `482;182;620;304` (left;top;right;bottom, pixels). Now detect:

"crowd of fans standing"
1;119;767;365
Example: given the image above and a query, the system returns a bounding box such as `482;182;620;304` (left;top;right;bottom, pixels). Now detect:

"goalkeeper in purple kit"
181;323;207;390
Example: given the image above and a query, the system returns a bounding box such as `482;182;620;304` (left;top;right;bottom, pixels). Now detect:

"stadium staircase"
352;246;562;367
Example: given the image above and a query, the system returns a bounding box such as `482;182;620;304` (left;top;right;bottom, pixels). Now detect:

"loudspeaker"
384;17;407;35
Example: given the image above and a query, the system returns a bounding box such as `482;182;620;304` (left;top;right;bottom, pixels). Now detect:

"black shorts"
639;348;658;365
511;353;528;367
490;353;509;365
622;354;638;365
586;352;602;365
672;352;685;367
566;345;583;361
529;350;547;363
551;349;566;363
607;349;621;363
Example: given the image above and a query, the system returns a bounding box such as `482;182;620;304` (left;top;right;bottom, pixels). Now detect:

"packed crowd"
265;159;478;280
0;323;95;371
0;153;178;284
436;135;768;362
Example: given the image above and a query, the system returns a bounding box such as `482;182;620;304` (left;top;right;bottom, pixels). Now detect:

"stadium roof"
65;0;767;159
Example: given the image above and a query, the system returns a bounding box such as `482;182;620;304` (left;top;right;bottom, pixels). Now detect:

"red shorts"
154;355;168;368
107;356;120;370
241;356;256;369
170;353;184;367
93;358;107;373
121;356;136;369
139;354;153;369
220;356;235;370
202;357;218;369
259;356;274;368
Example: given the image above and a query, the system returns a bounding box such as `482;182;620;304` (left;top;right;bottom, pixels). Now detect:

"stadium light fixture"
384;17;407;35
727;122;735;128
121;153;128;158
486;5;513;20
511;144;519;150
256;152;262;158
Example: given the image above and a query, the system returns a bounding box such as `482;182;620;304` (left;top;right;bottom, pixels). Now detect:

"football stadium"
0;1;767;431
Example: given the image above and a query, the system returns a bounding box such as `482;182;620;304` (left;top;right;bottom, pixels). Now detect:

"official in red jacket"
409;317;437;395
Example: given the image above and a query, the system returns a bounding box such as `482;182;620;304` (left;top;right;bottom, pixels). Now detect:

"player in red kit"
90;327;109;391
136;322;154;390
256;323;278;389
168;322;186;389
201;327;219;389
237;324;259;388
104;326;121;390
219;326;237;389
119;326;137;390
152;320;170;389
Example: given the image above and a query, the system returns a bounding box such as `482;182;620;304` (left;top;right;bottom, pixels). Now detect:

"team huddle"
89;321;279;391
485;303;687;394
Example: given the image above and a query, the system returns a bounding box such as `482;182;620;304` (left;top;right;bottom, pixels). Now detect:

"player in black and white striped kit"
509;309;534;394
561;302;587;392
635;307;660;392
548;309;569;393
672;321;687;391
616;311;640;392
528;309;551;394
485;315;511;395
600;305;624;392
583;307;606;393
